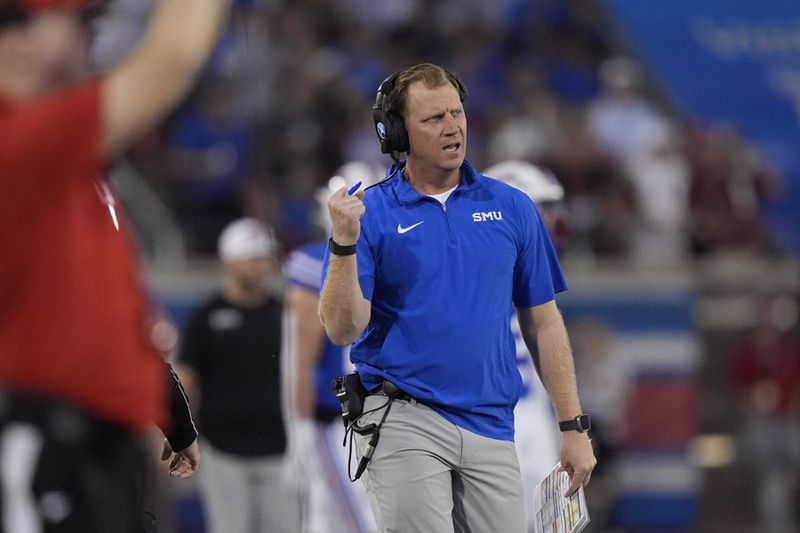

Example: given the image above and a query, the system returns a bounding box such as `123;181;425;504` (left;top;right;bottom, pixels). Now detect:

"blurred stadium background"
93;0;800;531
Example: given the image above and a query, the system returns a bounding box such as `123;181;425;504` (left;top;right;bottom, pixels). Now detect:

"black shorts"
0;390;149;533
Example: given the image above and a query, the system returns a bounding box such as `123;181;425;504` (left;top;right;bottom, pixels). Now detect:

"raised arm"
318;186;370;345
517;300;596;496
102;0;230;157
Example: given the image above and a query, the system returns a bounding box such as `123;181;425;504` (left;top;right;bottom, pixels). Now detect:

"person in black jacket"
177;218;301;533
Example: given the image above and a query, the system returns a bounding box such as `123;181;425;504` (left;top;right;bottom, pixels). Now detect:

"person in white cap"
176;218;302;533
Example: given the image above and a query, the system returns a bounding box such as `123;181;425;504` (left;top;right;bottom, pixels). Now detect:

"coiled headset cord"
343;398;394;481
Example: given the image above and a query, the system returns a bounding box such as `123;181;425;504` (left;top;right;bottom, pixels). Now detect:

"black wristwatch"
559;414;591;433
329;238;357;256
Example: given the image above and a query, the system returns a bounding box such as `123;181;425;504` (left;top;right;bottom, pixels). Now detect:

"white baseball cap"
217;218;277;262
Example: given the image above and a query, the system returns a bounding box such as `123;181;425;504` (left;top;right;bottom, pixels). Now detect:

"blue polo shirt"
322;160;566;441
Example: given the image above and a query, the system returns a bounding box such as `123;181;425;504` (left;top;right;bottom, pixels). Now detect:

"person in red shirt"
728;295;800;533
0;0;229;531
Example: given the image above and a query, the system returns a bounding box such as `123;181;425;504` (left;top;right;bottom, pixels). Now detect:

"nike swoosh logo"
397;221;424;234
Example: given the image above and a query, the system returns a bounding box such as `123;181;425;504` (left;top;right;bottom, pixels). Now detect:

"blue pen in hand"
347;181;362;196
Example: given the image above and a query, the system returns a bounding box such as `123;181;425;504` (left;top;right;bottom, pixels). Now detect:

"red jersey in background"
0;80;165;429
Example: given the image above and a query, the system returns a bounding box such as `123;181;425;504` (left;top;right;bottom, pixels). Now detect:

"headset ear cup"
383;113;409;154
372;69;410;156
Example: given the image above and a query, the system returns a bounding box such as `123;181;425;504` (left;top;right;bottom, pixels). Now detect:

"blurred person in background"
320;63;595;532
543;98;638;261
728;294;800;533
585;55;688;265
284;162;383;533
624;118;690;267
485;63;561;166
586;56;667;163
482;160;568;532
0;0;228;531
176;218;301;533
686;125;780;257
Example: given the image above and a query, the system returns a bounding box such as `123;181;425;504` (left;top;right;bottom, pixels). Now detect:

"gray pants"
356;395;526;533
199;440;302;533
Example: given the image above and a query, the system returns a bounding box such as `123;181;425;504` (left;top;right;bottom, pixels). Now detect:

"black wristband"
161;362;198;452
329;238;357;256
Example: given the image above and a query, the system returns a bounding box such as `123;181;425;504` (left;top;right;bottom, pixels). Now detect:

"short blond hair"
385;63;463;118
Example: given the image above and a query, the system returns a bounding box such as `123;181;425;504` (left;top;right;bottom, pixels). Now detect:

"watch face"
578;414;591;431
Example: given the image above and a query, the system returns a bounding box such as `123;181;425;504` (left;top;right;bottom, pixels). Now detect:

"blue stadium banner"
606;0;800;252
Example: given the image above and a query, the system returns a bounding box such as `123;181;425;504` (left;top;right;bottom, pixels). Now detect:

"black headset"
372;67;468;161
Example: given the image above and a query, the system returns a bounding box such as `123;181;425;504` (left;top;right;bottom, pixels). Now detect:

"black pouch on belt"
332;372;369;428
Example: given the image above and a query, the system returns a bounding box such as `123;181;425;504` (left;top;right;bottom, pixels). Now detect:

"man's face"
3;7;92;95
37;8;92;84
225;256;275;293
403;80;467;176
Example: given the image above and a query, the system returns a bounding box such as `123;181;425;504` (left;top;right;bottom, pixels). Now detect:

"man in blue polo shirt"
320;63;596;533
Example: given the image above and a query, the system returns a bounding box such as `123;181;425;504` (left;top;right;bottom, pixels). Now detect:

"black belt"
0;389;132;445
372;380;412;402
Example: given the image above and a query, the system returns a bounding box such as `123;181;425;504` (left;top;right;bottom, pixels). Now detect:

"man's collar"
391;160;481;205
